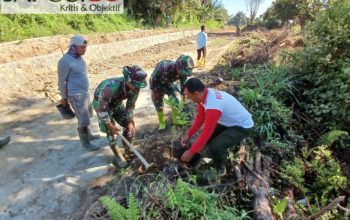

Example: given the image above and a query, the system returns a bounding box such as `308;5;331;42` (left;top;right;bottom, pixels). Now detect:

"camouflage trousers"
151;84;180;112
96;104;133;146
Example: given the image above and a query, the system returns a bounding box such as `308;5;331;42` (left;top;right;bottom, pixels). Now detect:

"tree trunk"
238;146;275;220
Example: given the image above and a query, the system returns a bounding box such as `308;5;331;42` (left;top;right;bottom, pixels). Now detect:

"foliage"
316;130;348;147
228;11;248;27
164;96;190;126
0;14;141;43
0;0;229;42
262;0;328;27
309;146;347;206
125;0;229;27
272;198;288;220
292;0;350;133
281;145;348;214
165;178;251;219
234;66;295;141
100;194;140;220
281;158;306;192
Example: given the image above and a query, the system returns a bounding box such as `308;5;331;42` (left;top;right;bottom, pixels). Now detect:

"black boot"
0;136;10;148
77;127;99;151
88;128;100;141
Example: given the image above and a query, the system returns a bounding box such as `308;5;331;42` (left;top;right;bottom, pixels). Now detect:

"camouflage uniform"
92;77;139;145
150;60;188;112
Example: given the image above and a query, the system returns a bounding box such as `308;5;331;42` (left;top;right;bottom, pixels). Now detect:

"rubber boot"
77;127;99;151
88;128;100;141
157;111;166;131
109;144;128;168
0;136;10;148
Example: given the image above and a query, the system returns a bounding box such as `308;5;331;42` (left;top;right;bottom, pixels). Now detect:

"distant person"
180;78;254;182
58;35;100;151
196;25;207;67
93;65;147;167
150;55;194;130
0;136;10;148
236;25;241;36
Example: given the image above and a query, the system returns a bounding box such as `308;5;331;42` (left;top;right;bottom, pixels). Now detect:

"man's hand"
127;121;135;137
106;123;120;135
181;149;194;163
181;134;190;147
60;98;68;107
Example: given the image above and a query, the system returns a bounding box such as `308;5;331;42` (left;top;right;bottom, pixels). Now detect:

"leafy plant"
239;88;261;105
100;194;140;220
309;146;347;206
292;0;350;132
273;198;288;220
316;130;348;147
281;158;306;193
164;96;190;126
166;178;251;219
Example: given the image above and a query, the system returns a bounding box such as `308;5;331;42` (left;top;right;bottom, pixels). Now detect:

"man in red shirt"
181;78;254;180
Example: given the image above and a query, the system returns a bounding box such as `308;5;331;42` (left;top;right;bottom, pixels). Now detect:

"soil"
0;28;236;220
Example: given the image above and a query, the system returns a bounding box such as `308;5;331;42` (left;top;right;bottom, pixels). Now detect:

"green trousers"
206;124;253;169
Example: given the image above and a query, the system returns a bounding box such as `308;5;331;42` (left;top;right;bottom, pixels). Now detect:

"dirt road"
0;29;235;220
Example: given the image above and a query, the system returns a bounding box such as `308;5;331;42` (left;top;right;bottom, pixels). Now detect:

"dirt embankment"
0;28;182;64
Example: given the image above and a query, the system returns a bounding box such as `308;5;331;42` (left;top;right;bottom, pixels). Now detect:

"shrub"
292;0;350;132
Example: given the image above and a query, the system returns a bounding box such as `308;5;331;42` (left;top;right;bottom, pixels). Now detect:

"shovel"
118;133;153;171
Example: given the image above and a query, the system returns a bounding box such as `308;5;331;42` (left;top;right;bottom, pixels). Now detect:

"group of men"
58;31;254;181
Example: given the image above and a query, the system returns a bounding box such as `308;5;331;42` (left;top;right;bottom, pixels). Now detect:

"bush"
292;0;350;132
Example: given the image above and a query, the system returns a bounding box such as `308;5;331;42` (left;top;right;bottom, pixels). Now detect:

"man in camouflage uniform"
150;55;194;130
93;65;147;167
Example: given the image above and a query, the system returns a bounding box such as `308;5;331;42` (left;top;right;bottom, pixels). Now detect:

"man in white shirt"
196;25;207;67
181;78;254;181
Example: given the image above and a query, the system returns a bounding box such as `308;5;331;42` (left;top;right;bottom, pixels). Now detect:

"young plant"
163;96;190;126
100;193;140;220
273;198;288;220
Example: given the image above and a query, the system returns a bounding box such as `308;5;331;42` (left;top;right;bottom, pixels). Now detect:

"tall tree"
229;11;247;26
262;0;329;28
245;0;264;24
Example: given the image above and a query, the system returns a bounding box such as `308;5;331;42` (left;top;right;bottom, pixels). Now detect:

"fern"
273;198;288;220
316;130;348;147
100;194;140;220
100;196;125;220
126;194;140;220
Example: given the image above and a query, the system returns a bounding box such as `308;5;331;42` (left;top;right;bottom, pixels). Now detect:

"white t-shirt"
203;88;254;128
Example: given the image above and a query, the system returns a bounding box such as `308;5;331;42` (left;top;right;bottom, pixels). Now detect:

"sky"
221;0;273;17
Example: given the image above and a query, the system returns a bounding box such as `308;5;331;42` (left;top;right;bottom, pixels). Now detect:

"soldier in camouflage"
150;55;194;130
93;65;147;166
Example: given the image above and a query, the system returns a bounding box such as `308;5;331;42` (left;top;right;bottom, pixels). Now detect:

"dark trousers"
197;47;206;60
207;124;252;169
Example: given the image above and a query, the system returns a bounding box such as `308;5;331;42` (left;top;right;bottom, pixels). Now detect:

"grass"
0;14;142;43
0;14;225;43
